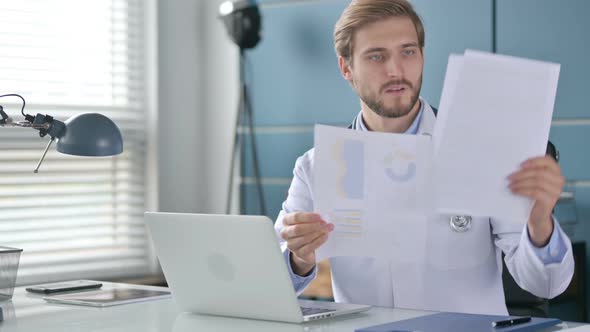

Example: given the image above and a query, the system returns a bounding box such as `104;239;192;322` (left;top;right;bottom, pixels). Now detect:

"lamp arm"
34;138;55;173
0;94;66;138
2;120;50;130
0;93;66;172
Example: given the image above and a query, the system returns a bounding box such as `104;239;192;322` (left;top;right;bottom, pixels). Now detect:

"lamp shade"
56;113;123;156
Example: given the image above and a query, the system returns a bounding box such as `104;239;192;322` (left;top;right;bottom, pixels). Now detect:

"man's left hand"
508;155;565;247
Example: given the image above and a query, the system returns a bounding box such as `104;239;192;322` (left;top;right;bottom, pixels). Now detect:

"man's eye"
369;54;383;61
403;49;416;56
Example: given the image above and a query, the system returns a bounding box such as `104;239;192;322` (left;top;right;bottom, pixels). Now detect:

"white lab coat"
274;101;574;315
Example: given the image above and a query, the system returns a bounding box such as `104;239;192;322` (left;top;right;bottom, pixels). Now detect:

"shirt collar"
355;100;424;135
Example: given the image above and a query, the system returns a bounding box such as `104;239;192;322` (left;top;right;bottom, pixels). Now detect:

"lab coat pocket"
426;215;494;270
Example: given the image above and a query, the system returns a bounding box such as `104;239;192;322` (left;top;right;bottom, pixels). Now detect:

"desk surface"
0;282;584;331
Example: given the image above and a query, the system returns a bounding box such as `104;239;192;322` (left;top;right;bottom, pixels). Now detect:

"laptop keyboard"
300;307;336;316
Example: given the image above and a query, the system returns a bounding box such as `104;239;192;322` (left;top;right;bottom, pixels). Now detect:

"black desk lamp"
0;94;123;172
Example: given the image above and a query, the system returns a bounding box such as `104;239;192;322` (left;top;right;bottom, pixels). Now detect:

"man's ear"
338;56;353;82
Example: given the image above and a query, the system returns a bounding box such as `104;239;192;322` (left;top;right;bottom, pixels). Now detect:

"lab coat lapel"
417;98;436;135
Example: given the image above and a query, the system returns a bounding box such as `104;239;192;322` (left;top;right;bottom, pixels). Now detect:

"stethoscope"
349;114;473;233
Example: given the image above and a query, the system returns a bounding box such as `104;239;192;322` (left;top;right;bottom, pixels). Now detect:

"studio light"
218;0;266;216
219;0;262;50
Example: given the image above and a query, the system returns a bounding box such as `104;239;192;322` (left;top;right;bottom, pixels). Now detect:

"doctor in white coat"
274;0;574;315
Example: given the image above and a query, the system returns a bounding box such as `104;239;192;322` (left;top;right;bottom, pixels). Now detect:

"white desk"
0;282;584;331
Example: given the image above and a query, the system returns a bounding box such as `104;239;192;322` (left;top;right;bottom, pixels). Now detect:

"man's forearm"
528;216;554;247
290;252;315;277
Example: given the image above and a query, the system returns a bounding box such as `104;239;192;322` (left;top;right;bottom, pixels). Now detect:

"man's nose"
386;56;404;77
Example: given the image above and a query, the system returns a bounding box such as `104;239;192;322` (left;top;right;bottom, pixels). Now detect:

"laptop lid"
145;212;306;323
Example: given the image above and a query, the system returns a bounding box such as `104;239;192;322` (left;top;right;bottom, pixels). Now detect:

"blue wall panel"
241;183;290;220
497;0;590;119
411;0;493;108
550;125;590;181
248;0;358;126
571;186;589;244
241;131;313;178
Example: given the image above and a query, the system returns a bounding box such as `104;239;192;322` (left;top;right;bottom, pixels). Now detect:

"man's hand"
279;212;334;276
508;155;565;247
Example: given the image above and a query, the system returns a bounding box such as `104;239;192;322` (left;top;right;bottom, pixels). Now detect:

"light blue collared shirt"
529;222;568;264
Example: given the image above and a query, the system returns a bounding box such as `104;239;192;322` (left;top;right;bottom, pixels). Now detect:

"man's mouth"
384;85;406;94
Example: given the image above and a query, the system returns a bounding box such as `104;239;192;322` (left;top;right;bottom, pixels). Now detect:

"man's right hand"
279;212;334;276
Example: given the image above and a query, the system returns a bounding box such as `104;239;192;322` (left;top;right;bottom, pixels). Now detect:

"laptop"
144;212;371;323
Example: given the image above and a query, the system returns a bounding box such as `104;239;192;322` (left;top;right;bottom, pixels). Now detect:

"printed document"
314;125;431;262
432;50;559;222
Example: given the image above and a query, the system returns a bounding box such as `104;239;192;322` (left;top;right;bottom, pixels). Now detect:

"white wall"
157;0;238;213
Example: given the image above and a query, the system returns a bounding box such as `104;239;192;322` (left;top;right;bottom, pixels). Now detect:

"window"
0;0;156;285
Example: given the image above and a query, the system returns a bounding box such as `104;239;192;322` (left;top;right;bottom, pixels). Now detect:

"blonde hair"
334;0;424;61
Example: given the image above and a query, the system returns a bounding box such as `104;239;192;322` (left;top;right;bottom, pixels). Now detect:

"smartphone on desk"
26;280;103;294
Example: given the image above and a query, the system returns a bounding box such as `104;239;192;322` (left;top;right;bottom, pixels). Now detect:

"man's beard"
357;75;422;118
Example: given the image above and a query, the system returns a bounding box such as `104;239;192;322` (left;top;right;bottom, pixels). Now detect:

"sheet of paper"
313;125;431;262
432;54;463;156
433;50;560;222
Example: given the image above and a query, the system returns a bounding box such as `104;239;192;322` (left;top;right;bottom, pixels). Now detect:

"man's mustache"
380;79;413;93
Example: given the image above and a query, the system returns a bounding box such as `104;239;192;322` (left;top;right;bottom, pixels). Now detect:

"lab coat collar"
417;97;436;136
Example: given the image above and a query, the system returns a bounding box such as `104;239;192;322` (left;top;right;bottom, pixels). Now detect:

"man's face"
340;16;424;118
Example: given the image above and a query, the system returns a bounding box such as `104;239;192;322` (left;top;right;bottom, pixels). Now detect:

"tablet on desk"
44;288;171;307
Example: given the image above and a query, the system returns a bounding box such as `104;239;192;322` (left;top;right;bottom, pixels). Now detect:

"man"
274;0;574;315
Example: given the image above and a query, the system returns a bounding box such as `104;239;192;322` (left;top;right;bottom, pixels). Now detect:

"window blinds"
0;0;154;285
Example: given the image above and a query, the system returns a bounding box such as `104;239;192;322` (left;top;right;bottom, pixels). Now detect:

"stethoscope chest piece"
450;215;472;232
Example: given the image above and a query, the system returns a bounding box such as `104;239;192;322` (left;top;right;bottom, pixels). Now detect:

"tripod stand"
226;50;266;216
